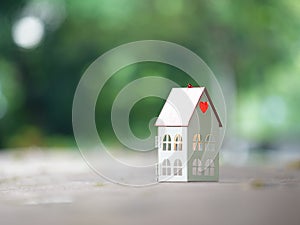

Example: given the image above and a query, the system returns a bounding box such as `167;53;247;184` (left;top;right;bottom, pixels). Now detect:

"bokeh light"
22;0;66;31
12;16;44;49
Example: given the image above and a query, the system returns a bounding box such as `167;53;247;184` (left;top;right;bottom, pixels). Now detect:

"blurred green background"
0;0;300;152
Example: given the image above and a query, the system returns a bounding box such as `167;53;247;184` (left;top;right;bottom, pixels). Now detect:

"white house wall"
187;92;220;181
158;126;188;182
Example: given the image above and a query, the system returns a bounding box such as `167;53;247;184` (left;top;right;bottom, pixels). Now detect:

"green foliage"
0;0;299;148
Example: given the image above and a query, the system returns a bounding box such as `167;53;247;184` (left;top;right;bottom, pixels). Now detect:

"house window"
204;159;215;176
192;134;202;151
174;134;182;151
162;159;171;176
192;158;203;176
174;159;182;176
204;134;215;151
162;134;171;151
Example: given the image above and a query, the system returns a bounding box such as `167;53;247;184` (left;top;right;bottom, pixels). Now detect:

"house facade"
155;87;222;182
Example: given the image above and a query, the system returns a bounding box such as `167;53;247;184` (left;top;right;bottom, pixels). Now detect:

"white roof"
155;87;222;127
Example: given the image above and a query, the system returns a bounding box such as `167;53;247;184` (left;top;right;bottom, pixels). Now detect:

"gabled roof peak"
155;87;222;127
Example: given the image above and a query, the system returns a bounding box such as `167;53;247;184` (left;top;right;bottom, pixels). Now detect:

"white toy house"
155;86;223;182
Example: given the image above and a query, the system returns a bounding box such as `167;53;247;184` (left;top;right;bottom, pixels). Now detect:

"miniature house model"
155;86;222;182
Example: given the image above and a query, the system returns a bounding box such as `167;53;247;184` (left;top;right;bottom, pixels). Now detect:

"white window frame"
162;159;171;176
162;134;171;151
204;159;215;176
174;159;182;176
193;134;202;151
204;134;216;151
192;158;203;176
174;134;182;151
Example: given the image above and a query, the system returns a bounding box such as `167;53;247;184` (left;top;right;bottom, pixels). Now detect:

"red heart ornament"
199;101;209;113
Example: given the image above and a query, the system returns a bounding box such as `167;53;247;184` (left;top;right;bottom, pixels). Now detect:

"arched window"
162;134;171;151
192;158;202;176
174;134;182;151
162;159;171;176
204;134;215;151
204;159;215;176
192;134;202;151
174;159;182;176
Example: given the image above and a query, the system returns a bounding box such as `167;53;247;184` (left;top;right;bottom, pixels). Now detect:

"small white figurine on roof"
155;84;223;182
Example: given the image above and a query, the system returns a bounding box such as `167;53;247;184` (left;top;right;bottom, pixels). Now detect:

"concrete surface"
0;149;299;225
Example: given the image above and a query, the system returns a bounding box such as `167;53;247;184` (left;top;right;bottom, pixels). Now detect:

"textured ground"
0;149;300;225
